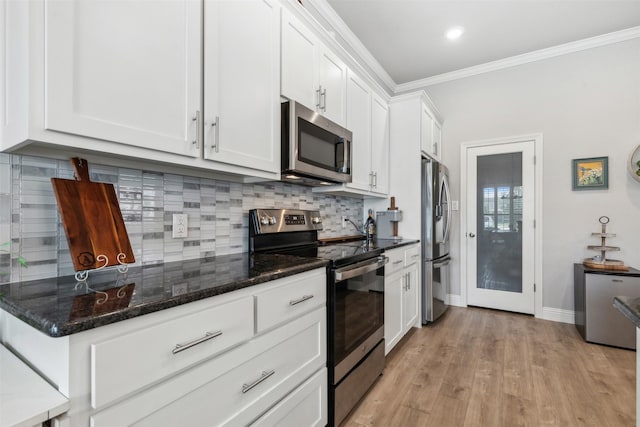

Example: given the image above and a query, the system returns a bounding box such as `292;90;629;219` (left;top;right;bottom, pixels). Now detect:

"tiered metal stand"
583;216;629;271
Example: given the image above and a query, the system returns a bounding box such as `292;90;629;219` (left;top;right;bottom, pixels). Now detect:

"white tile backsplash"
0;154;364;283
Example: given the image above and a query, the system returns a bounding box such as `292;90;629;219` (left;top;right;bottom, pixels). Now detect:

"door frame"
460;133;543;317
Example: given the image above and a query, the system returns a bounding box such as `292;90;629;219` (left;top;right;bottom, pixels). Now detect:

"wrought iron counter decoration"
583;216;628;271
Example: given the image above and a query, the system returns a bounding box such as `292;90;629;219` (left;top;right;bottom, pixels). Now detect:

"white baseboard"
445;295;574;324
447;294;466;307
540;307;575;324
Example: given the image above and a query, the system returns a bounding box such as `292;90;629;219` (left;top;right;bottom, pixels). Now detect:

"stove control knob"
311;216;322;224
260;216;270;226
268;216;277;225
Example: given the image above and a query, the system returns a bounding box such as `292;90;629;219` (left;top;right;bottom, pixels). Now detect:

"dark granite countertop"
374;238;420;250
614;296;640;329
0;253;327;338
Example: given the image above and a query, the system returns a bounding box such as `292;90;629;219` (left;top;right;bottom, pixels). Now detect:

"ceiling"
325;0;640;86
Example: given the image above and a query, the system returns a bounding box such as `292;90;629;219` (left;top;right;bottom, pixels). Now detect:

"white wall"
425;38;640;312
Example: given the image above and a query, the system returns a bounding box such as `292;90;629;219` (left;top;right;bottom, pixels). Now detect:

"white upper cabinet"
281;7;319;115
370;92;390;195
346;70;372;192
314;68;389;198
420;102;442;161
317;48;347;126
2;0;279;181
281;9;346;126
344;70;388;196
203;0;279;173
45;0;202;158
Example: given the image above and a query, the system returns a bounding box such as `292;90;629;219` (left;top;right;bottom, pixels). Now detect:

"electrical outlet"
172;214;188;238
341;215;347;229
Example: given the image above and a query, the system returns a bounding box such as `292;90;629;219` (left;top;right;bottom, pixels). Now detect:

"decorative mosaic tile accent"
0;154;364;283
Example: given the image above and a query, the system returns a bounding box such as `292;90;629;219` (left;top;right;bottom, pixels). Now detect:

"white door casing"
461;135;543;316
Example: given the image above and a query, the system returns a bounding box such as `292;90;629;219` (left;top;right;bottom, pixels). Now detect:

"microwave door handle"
343;138;351;174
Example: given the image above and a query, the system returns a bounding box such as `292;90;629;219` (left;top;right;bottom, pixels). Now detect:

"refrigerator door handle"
433;256;451;269
442;175;452;244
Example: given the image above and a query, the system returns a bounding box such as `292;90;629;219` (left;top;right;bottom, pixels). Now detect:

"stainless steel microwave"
281;101;352;185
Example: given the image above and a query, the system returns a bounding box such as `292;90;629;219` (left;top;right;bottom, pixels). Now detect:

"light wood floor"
343;306;635;426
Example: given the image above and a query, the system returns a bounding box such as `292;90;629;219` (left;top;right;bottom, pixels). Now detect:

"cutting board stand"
52;158;135;280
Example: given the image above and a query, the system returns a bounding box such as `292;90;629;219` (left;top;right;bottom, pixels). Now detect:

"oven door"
331;255;387;384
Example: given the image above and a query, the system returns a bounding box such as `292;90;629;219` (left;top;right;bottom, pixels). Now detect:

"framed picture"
572;157;608;190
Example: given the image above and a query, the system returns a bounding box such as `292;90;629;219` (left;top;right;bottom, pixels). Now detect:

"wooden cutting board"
52;158;135;271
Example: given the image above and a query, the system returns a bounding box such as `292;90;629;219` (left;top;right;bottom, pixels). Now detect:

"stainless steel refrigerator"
422;156;452;323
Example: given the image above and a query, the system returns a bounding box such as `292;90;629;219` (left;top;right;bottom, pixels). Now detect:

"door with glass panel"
466;141;535;314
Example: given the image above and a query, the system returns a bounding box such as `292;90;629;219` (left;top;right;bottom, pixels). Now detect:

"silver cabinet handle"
289;294;314;306
412;254;420;259
468;232;476;238
242;370;275;394
316;86;322;108
373;172;377;188
433;142;438;156
192;111;201;150
369;171;373;188
612;279;624;283
393;260;403;265
321;88;327;111
172;330;222;354
210;116;219;153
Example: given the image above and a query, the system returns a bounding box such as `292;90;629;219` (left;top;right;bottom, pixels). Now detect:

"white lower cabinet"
384;244;420;355
252;367;327;427
1;268;327;427
90;308;326;426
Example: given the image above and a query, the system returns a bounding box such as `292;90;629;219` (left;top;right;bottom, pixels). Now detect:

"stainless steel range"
249;208;387;426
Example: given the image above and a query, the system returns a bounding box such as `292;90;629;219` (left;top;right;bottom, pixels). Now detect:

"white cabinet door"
281;9;319;111
384;270;403;355
432;119;442;161
44;0;201;157
370;93;389;195
317;49;347;126
345;70;372;192
403;266;419;331
203;0;279;174
420;105;435;159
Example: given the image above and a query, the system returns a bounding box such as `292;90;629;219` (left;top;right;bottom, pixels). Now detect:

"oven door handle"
334;256;388;282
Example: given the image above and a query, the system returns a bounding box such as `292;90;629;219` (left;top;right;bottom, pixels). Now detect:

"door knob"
469;232;476;238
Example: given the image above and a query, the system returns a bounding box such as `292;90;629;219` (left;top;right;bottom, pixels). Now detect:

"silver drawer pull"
172;330;222;354
393;260;403;265
242;370;275;394
412;254;419;258
289;294;314;306
612;279;624;283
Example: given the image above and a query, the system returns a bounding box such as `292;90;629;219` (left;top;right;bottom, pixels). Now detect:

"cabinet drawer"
404;244;420;267
255;268;326;333
385;248;404;276
91;295;254;409
251;367;327;427
90;308;326;427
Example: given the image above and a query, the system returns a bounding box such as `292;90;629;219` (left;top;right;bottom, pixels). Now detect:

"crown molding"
305;0;397;94
396;25;640;91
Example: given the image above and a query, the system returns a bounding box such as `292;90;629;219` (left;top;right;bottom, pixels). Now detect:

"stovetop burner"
248;208;383;267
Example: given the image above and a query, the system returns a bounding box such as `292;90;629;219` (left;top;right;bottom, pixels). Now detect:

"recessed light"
445;26;464;41
285;174;300;179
